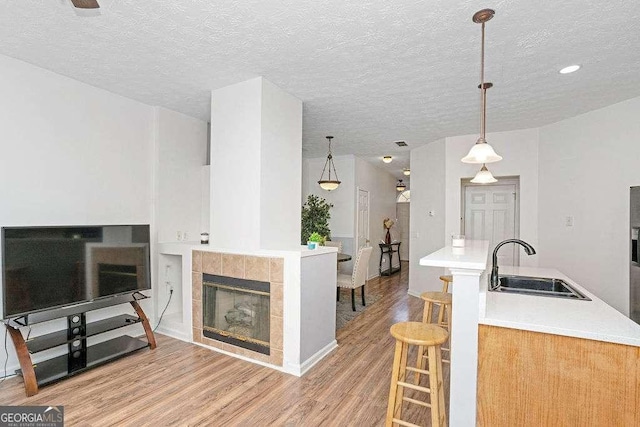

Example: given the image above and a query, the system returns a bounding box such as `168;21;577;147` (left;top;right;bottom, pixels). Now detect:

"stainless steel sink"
490;275;591;300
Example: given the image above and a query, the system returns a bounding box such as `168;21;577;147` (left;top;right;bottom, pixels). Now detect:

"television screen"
2;225;151;319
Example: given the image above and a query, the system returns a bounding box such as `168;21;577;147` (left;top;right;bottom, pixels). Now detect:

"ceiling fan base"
71;0;100;9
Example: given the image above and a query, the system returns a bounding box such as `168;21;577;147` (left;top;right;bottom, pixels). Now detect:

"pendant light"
318;136;341;191
461;9;502;166
470;164;497;184
396;179;407;192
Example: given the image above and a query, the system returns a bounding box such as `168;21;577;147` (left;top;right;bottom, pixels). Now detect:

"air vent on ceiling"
395;141;408;147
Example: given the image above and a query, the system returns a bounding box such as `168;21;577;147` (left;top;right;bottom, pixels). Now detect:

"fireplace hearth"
202;273;270;355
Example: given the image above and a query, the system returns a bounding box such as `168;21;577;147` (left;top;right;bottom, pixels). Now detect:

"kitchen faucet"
490;239;536;290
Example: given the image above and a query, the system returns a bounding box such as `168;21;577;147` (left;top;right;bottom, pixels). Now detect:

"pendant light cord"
479;21;486;141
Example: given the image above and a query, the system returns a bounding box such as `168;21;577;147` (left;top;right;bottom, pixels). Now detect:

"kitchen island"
420;243;640;426
477;265;640;426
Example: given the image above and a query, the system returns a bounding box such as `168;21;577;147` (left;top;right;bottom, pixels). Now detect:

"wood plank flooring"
0;263;449;426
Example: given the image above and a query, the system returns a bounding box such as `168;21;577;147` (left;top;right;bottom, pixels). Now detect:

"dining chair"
337;246;373;311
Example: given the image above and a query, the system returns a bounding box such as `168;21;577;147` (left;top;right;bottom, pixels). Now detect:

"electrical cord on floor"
0;325;9;384
153;289;173;333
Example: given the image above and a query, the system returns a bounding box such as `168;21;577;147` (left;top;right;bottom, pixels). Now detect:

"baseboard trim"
407;289;422;298
155;325;190;343
285;340;339;377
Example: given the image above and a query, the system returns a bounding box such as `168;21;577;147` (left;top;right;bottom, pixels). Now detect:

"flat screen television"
2;225;151;319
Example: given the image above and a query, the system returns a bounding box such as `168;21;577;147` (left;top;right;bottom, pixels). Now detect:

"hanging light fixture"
470;164;497;184
318;136;341;191
461;9;502;167
396;179;407;192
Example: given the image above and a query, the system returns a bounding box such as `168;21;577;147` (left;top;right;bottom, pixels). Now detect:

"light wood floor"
0;263;449;426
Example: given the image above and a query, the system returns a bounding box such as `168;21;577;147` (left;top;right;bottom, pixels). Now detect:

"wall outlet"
565;216;574;227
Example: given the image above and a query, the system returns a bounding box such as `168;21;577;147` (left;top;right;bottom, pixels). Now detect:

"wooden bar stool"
386;322;448;427
439;275;453;292
418;292;452;367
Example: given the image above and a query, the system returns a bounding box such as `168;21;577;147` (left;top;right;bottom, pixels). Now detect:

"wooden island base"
477;324;640;426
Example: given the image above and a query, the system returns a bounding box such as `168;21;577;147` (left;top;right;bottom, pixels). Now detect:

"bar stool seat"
387;322;448;427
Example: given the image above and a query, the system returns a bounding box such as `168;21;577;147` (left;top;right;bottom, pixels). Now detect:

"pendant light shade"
396;179;407;192
461;138;503;163
470;164;497;184
462;9;502;166
318;136;341;191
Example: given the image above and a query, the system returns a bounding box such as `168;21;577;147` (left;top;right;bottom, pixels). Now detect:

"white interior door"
463;183;518;266
356;188;370;251
396;203;410;261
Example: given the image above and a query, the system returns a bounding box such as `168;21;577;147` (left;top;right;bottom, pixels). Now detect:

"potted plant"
307;232;325;249
301;195;333;244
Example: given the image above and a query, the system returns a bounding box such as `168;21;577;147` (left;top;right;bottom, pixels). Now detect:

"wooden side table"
379;242;401;276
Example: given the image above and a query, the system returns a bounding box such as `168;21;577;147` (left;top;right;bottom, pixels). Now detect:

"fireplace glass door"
202;274;270;354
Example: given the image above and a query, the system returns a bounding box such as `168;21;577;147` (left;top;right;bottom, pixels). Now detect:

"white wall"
303;155;356;240
0;53;155;373
354;157;398;278
154;106;208;243
409;139;446;295
153;106;208;319
259;79;303;250
445;128;540;266
0;55;153;226
538;97;640;314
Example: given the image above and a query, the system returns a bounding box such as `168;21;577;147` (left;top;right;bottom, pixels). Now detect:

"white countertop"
157;241;337;258
482;266;640;347
419;240;490;270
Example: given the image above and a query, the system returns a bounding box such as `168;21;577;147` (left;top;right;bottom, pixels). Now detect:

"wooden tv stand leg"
130;301;157;349
6;325;38;397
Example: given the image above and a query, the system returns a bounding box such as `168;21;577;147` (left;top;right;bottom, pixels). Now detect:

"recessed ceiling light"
403;169;410;176
383;156;393;163
559;65;580;74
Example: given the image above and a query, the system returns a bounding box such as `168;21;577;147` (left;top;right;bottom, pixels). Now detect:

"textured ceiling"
1;0;639;182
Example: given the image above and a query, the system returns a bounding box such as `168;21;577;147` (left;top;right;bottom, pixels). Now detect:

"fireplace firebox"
202;274;270;355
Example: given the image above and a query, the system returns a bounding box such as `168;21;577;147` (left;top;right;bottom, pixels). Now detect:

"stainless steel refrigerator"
631;187;640;323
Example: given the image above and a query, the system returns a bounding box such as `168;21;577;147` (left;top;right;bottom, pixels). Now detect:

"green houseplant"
301;194;332;244
307;232;325;249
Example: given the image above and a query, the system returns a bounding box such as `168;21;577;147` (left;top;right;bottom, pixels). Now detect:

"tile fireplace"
192;251;283;366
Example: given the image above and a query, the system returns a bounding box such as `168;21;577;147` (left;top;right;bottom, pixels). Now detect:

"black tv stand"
5;294;156;396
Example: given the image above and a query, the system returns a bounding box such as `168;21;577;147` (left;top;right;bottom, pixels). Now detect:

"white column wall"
210;78;263;250
210;77;302;251
259;79;303;250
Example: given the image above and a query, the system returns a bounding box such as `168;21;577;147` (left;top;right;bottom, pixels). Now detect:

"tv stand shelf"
26;314;142;353
6;296;156;396
26;335;149;387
